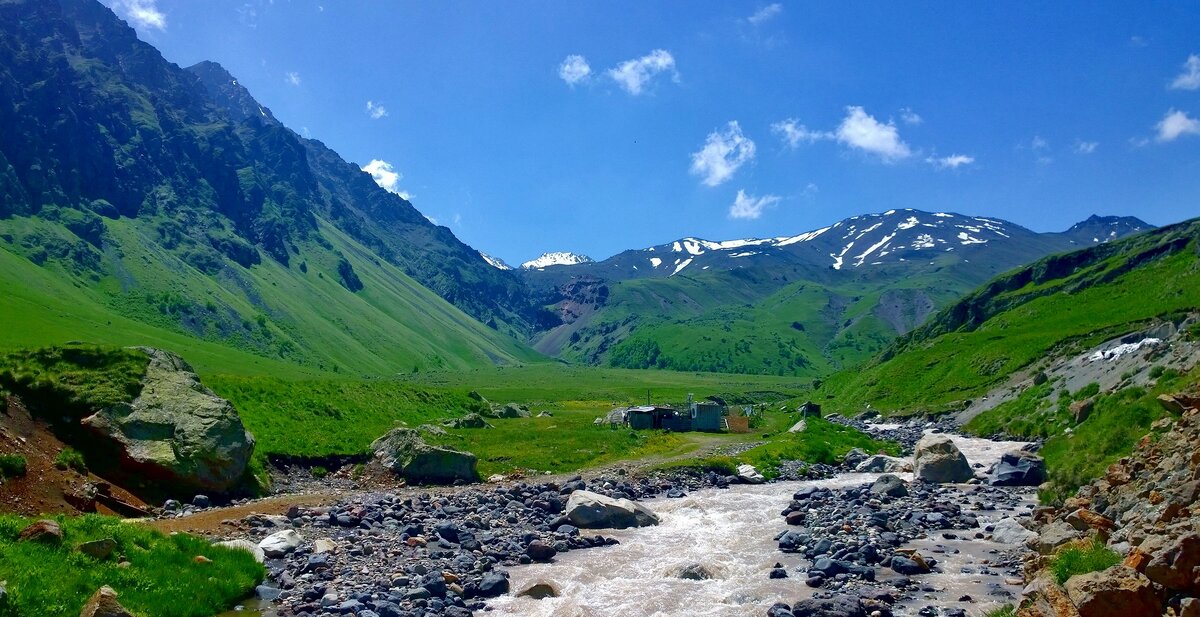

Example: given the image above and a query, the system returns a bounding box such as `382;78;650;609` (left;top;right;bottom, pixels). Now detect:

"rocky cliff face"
1020;391;1200;617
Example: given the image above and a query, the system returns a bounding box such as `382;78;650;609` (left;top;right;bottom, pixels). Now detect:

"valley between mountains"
1;1;1199;617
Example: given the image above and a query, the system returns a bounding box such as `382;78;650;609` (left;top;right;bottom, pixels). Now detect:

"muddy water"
487;431;1033;617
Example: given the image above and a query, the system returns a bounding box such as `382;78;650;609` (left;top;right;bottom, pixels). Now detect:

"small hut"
627;405;676;430
690;401;724;432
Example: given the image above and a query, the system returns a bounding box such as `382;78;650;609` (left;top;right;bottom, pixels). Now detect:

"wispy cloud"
836;106;911;162
771;119;833;149
729;189;780;220
111;0;166;30
608;50;678;95
926;154;975;169
366;100;388;120
689;121;756;187
900;108;923;125
559;55;592;86
285;71;301;86
1074;140;1098;154
362;159;411;199
1156;109;1200;142
1170;54;1200;91
746;4;782;26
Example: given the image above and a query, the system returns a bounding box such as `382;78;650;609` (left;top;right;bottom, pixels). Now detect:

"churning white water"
487;431;1033;617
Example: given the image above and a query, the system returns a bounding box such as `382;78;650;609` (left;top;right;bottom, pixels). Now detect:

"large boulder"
913;434;973;483
870;474;909;498
80;348;255;493
369;428;479;485
992;450;1047;486
1143;533;1200;593
990;517;1038;545
1064;565;1161;617
564;490;659;529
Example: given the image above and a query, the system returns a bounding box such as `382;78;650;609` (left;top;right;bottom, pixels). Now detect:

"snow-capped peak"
520;251;594;270
478;251;512;270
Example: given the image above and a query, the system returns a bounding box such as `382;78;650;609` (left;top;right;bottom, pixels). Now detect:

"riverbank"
184;418;1040;617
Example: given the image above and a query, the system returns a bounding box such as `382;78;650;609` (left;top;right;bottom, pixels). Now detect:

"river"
486;430;1033;617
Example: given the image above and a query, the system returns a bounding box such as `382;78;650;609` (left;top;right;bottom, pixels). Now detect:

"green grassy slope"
819;218;1200;415
0;214;543;376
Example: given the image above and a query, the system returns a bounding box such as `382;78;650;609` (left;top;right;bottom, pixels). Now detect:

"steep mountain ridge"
0;0;542;372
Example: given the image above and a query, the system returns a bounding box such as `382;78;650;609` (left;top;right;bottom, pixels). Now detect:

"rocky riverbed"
206;419;1042;617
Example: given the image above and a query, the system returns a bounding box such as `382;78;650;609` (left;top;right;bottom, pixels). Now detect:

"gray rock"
80;348;255;492
992;450;1047;486
564;490;659;529
854;455;913;473
258;529;302;558
869;473;909;497
369;428;479;484
990;517;1037;545
913;434;973;483
215;539;265;563
77;538;117;560
736;464;765;484
1033;520;1084;555
843;447;869;468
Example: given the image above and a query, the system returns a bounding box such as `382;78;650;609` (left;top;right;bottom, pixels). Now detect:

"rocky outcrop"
564;490;659;529
443;413;492;429
913;434;973;483
369;428;479;485
80;348;254;493
1019;391;1200;617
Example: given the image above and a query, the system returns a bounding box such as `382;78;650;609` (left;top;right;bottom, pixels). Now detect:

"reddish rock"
1064;565;1161;617
79;586;134;617
18;519;62;544
1144;533;1200;592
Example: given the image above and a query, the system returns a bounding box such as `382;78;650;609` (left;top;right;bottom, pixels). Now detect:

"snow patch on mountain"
479;251;512;270
521;252;594;269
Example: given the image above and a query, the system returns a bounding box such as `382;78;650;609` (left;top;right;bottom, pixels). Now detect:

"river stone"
870;474;909;497
369;428;480;484
992;450;1047;486
215;539;265;563
913;434;973;483
80;585;134;617
564;490;659;529
516;582;558;599
790;595;866;617
258;529;302;558
80;348;255;493
843;448;869;468
990;517;1037;545
676;563;715;580
478;572;510;597
737;464;766;484
855;455;912;473
526;540;556;562
1064;565;1160;617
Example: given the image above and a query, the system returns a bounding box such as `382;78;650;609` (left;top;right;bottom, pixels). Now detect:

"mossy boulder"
80;348;255;493
369;428;479;485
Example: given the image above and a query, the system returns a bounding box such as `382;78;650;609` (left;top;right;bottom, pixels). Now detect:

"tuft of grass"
53;448;87;474
0;454;27;479
310;466;328;479
737;417;900;478
0;345;149;418
984;605;1016;617
1050;538;1121;584
0;513;263;617
650;455;739;476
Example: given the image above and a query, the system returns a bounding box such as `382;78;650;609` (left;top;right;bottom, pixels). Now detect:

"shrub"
1051;538;1121;584
310;466;328;479
0;454;26;478
54;448;87;473
1149;365;1165;379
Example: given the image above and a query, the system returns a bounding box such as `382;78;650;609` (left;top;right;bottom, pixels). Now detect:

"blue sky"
107;1;1199;265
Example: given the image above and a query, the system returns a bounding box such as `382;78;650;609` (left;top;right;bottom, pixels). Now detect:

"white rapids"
487;431;1033;617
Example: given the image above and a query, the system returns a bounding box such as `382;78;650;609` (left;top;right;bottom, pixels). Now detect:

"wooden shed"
690;401;725;432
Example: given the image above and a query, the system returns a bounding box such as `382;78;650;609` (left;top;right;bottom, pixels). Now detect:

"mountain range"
0;0;1164;379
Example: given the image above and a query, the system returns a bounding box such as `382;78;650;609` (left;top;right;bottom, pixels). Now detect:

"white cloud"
747;4;782;26
361;159;407;196
729;189;780;220
900;108;923;125
1074;140;1098;154
1030;135;1049;150
835;106;911;162
1129;36;1148;48
926;154;975;169
1170;54;1200;91
366;100;388;120
689;121;756;187
558;55;592;85
1156;109;1200;142
112;0;166;30
285;71;301;86
608;50;677;96
771;119;833;148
